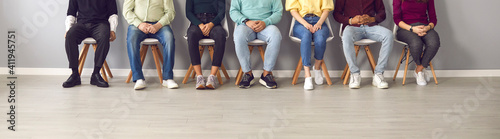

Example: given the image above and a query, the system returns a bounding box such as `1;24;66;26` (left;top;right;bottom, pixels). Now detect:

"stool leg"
220;64;230;80
321;60;332;85
429;62;438;85
235;68;243;86
103;61;113;78
402;47;410;85
257;46;265;60
364;46;377;73
341;64;349;80
343;65;350;85
183;64;194;84
151;46;163;84
292;57;303;85
394;47;406;81
78;44;90;75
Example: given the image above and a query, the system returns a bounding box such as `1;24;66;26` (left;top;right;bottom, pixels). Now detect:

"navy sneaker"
259;73;277;89
239;73;255;89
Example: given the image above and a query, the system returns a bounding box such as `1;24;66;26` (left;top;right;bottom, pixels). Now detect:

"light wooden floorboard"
0;75;499;139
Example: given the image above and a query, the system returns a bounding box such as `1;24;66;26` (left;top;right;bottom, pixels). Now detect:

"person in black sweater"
186;0;226;89
62;0;118;88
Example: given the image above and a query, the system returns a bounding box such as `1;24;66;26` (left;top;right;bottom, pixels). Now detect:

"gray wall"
1;0;499;72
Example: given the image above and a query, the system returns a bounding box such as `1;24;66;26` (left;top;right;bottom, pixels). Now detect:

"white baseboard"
1;67;500;78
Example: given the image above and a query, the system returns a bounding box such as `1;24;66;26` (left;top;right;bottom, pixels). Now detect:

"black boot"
90;73;109;87
62;74;81;88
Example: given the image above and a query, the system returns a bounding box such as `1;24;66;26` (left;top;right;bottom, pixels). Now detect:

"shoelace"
197;76;204;85
242;74;251;82
265;74;275;82
377;74;385;81
208;75;215;83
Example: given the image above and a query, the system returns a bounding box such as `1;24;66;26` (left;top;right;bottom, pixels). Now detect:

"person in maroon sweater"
334;0;393;89
393;0;439;86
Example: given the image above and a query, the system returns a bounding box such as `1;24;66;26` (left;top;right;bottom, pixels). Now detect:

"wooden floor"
1;75;500;139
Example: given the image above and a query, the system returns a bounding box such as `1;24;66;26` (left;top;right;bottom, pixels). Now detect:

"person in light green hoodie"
230;0;283;89
123;0;178;90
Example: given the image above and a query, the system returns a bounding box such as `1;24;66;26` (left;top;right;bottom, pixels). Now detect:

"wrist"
349;18;352;25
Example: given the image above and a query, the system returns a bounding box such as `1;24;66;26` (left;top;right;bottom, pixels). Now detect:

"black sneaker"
259;73;277;89
239;73;255;89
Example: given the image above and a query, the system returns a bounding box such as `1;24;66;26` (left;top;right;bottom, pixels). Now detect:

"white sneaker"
304;77;314;90
372;73;389;89
414;71;427;86
134;79;146;90
162;79;179;89
423;69;431;82
206;75;216;89
313;66;324;85
195;75;205;89
349;73;361;89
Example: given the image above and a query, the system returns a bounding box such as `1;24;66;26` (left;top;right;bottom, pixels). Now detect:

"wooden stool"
391;25;438;85
78;38;113;82
182;44;230;84
235;41;267;86
340;39;378;85
393;45;438;85
125;38;164;84
289;18;334;85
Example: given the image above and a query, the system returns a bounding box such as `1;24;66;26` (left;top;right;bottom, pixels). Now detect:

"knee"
267;26;282;42
210;26;227;39
426;39;440;49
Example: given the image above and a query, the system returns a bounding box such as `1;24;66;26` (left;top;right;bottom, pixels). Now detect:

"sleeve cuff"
108;14;118;32
65;15;76;32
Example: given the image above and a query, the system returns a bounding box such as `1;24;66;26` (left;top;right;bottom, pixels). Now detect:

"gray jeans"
397;22;440;68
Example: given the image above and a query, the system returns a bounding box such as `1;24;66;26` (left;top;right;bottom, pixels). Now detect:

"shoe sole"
90;81;109;87
349;85;360;89
239;79;256;89
259;79;277;89
134;86;146;90
62;81;81;88
196;85;205;89
205;84;215;89
372;82;389;89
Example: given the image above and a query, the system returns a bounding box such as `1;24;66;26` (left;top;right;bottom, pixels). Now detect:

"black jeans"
397;22;440;68
65;22;110;71
186;14;226;67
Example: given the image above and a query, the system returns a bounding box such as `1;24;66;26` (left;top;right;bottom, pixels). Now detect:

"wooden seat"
289;18;334;85
78;38;113;82
182;17;230;85
340;43;377;85
125;38;164;84
392;25;438;85
338;24;378;85
235;43;266;86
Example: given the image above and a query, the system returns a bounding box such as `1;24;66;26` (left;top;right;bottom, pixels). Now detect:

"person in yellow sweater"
286;0;333;90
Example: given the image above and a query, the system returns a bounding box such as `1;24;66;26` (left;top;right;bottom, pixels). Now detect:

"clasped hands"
351;14;376;25
198;22;215;37
138;22;163;35
245;20;266;33
410;25;432;36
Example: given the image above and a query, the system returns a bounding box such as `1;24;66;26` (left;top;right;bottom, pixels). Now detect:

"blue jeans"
126;24;175;82
293;16;329;67
233;24;282;73
341;25;393;74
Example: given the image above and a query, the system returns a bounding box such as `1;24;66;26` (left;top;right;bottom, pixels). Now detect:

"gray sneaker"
196;75;205;89
206;75;216;89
